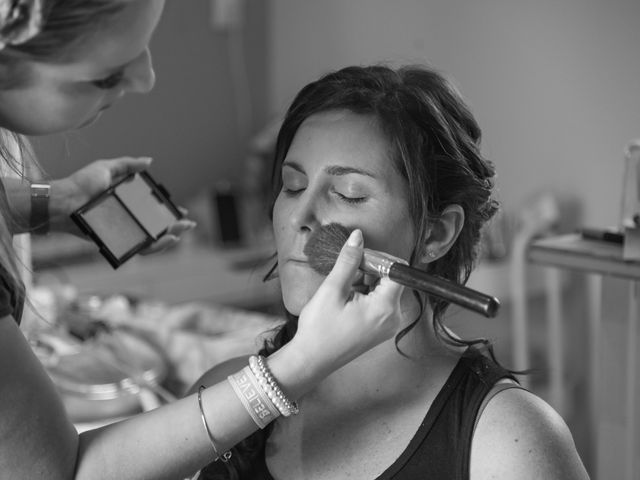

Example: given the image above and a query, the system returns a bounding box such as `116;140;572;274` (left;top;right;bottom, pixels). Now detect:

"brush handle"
388;263;500;318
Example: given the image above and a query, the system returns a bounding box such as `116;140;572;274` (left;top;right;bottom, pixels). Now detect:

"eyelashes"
334;192;367;204
92;70;125;90
281;187;367;204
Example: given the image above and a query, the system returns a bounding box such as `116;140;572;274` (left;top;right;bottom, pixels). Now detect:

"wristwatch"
30;183;50;235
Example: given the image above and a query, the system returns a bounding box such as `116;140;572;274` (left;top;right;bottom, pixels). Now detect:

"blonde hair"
0;129;32;300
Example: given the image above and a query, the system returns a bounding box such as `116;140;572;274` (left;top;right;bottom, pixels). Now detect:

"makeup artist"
0;2;406;479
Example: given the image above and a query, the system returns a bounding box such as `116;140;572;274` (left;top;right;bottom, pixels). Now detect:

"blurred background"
23;1;640;479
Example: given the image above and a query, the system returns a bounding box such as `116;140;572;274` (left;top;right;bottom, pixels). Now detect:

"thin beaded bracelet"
197;385;232;462
249;355;299;417
248;356;290;416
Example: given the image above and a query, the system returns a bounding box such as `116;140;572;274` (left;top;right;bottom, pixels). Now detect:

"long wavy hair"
201;64;500;479
0;1;126;308
0;0;125;87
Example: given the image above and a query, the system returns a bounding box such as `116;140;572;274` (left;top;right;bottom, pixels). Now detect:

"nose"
289;190;322;234
124;48;156;94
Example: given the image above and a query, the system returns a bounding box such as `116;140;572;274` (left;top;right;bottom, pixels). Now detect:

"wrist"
266;339;333;400
48;178;87;234
29;182;50;235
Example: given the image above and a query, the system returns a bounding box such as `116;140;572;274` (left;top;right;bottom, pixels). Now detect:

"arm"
470;388;590;480
0;316;320;479
3;157;195;252
1;228;404;479
188;356;250;394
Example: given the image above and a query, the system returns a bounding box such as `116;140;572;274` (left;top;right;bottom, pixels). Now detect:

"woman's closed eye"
333;190;367;204
330;182;368;204
282;186;305;196
92;70;125;90
281;170;307;195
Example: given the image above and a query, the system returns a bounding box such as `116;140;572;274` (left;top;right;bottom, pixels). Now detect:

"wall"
268;0;640;226
30;0;269;205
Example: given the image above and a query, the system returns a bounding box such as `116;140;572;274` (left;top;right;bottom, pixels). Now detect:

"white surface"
34;245;281;309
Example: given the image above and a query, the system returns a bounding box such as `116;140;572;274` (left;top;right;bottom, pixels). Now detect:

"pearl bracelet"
249;355;299;417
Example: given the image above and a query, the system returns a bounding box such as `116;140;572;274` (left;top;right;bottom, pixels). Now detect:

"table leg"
510;236;530;387
545;267;564;415
625;282;638;480
586;274;602;477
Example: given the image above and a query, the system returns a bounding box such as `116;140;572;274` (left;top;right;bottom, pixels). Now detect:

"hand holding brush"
304;223;500;318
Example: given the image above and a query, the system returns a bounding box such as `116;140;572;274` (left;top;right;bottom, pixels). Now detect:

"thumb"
323;229;364;297
109;156;153;179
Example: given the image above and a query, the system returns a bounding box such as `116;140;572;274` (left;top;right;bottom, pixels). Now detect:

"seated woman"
193;64;589;480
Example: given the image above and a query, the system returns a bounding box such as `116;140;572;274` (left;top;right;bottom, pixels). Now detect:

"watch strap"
30;183;50;235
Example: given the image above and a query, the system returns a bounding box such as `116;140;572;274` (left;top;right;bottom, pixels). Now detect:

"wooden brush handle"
388;263;500;318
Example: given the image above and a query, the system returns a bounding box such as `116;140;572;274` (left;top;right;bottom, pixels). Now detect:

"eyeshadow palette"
71;171;183;269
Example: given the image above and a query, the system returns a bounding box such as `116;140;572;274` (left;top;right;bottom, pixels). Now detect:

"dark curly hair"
201;64;499;479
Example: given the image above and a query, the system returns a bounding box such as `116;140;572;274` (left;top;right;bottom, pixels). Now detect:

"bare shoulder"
470;387;590;480
186;355;251;395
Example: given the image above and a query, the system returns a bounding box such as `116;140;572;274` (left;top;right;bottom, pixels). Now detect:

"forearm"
2;177;81;235
75;341;324;479
76;383;243;479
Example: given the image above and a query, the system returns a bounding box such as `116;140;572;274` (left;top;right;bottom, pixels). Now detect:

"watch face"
31;184;51;197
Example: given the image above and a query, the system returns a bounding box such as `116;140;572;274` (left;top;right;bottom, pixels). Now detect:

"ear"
420;204;464;264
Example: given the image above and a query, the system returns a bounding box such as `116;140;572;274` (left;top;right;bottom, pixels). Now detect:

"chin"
279;272;323;317
78;111;104;129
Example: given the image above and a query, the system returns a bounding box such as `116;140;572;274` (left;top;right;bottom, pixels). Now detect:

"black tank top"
200;347;520;480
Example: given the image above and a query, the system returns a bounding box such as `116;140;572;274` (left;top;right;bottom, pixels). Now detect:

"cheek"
359;215;416;261
272;196;288;254
4;91;102;135
35;83;106;133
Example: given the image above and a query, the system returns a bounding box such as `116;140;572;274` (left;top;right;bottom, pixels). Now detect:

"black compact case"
71;171;183;269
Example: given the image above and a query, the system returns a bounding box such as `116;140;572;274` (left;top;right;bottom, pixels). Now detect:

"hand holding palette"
71;171;183;269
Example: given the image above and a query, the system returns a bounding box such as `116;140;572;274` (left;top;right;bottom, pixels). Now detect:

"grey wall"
30;0;640;227
30;0;269;205
267;0;640;226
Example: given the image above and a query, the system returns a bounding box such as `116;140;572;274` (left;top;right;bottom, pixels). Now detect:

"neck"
310;300;463;398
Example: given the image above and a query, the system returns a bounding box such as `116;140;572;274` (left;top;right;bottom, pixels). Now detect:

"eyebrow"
282;161;377;178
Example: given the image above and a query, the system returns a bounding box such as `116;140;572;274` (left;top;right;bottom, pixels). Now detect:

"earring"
425;250;437;260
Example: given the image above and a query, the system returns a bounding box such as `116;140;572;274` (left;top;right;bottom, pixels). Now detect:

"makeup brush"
303;223;500;318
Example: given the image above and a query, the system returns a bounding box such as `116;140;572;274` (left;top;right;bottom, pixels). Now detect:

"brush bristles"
304;223;351;275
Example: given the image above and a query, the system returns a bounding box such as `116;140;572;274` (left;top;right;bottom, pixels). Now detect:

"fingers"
138;219;197;256
322;229;364;297
167;218;197;235
139;235;178;255
177;206;189;218
369;275;405;309
107;157;153;181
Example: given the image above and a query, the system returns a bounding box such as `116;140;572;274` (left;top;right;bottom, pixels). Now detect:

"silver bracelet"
197;385;232;462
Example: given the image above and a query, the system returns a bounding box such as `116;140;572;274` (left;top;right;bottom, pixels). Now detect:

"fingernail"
347;229;363;247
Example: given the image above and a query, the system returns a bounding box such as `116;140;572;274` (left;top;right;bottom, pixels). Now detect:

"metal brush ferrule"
361;249;402;278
